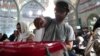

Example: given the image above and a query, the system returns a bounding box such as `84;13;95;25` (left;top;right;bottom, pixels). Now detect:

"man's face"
55;7;67;22
16;24;21;33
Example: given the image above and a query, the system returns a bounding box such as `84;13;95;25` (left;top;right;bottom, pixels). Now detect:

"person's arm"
33;17;51;29
27;34;34;42
65;23;75;50
66;41;73;50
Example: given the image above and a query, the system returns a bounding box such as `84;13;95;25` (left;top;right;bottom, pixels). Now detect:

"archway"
0;0;19;36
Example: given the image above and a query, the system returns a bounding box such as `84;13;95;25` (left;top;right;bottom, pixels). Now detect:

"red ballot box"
0;41;65;56
0;42;4;56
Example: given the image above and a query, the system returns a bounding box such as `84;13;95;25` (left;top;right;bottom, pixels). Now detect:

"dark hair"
93;18;100;31
55;1;69;12
82;27;88;29
0;33;8;41
17;22;20;26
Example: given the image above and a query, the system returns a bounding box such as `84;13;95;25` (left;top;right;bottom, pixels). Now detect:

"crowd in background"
0;0;100;56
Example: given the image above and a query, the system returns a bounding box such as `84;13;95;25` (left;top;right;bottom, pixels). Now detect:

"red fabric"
0;41;65;56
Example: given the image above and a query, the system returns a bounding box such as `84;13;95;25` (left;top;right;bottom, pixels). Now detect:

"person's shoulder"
44;17;53;21
94;27;100;35
44;17;51;19
64;22;73;29
44;17;56;24
9;34;15;38
96;27;100;30
44;17;55;20
44;17;53;22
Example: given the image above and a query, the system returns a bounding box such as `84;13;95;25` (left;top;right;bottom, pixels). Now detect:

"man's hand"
33;17;47;29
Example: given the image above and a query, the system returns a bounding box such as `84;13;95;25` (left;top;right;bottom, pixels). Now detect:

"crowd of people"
0;0;100;56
